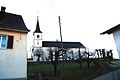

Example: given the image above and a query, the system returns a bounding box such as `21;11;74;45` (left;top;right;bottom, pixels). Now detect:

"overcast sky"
1;0;120;58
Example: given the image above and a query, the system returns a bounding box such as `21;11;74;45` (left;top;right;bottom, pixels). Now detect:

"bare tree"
109;49;113;60
78;49;83;67
95;49;100;59
107;49;113;63
34;48;44;61
83;51;94;68
47;47;61;77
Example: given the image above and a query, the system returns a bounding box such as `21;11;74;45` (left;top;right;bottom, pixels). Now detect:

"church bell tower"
33;16;42;48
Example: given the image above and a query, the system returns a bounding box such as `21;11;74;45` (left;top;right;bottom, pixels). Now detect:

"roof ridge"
0;11;21;16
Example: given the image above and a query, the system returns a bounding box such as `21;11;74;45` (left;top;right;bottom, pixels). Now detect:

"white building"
32;16;43;61
101;24;120;59
0;6;30;80
32;16;86;61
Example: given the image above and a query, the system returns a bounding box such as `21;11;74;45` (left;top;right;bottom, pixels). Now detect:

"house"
32;16;86;61
0;6;30;80
101;24;120;59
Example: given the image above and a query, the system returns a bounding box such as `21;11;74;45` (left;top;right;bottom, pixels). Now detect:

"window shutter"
7;36;14;49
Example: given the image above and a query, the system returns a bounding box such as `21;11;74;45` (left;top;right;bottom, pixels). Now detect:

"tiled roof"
0;9;30;32
42;41;86;48
100;24;120;35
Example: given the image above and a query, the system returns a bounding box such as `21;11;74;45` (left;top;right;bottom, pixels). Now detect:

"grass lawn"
105;60;120;70
27;61;101;80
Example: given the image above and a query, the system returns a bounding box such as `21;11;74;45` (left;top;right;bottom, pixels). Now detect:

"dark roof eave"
34;30;42;33
100;30;112;35
100;24;120;35
0;27;30;33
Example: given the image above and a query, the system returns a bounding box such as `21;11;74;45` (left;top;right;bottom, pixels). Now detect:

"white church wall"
32;47;48;61
0;30;27;79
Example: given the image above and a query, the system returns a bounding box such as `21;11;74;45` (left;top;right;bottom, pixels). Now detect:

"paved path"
97;61;111;75
92;60;120;80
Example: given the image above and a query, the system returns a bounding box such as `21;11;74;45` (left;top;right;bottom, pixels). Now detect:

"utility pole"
58;16;65;68
58;16;63;50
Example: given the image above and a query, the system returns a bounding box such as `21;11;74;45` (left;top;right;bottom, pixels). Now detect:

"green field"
105;60;120;70
27;62;101;80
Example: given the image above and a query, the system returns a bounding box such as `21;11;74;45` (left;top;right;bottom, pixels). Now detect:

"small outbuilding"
101;24;120;59
0;6;30;79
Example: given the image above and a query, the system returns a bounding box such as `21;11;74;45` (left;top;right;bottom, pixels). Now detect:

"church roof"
34;17;42;33
100;24;120;35
42;41;86;48
0;6;30;33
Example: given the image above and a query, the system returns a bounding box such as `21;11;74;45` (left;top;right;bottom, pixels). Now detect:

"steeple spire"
34;16;42;33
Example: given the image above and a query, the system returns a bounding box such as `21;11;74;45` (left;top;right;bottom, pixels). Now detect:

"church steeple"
34;16;42;33
33;16;43;47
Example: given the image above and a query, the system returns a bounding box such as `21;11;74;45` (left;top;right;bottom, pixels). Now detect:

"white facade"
33;32;43;61
33;33;42;48
113;30;120;59
0;30;27;79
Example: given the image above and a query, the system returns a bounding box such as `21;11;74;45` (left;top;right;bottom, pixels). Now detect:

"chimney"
1;6;6;12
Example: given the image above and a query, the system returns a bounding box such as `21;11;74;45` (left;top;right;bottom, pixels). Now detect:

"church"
32;16;86;61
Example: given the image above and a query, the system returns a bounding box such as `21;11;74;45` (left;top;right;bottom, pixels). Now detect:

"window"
37;42;39;45
37;35;39;38
0;35;7;48
0;35;14;49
